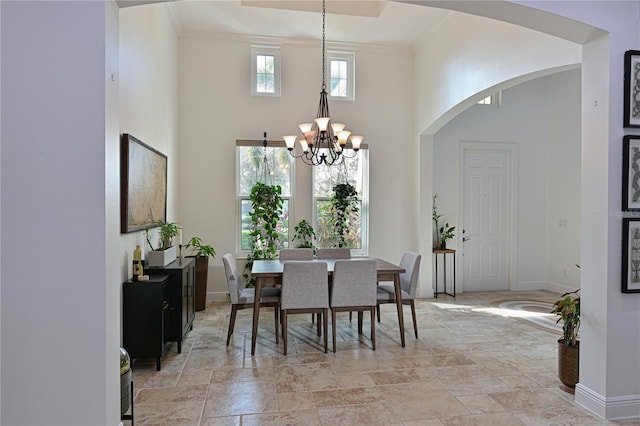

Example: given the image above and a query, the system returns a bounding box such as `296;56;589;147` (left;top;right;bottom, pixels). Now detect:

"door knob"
463;236;471;242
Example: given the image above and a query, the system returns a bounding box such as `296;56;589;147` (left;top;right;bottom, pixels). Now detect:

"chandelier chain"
322;0;326;90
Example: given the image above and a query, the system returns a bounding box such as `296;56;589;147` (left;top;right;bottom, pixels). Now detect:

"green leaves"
331;183;359;248
551;289;580;346
185;236;216;258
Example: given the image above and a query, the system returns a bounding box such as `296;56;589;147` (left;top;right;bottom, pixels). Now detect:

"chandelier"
283;0;363;166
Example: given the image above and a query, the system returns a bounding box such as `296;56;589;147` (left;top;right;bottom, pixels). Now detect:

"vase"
558;339;579;391
147;246;177;267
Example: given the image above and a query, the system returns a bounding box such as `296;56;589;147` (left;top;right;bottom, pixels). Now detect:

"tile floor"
127;290;640;425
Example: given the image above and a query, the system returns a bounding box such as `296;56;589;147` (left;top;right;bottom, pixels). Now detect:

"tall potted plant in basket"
551;288;580;391
185;236;216;311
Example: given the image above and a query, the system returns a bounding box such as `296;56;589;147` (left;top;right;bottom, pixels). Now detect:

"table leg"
251;277;262;356
393;273;406;347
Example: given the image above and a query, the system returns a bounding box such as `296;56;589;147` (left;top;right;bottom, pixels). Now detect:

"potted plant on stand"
331;182;359;248
185;236;216;311
145;220;180;267
551;288;580;392
432;193;455;249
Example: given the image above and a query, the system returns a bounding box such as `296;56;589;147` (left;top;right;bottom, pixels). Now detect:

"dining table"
250;257;406;355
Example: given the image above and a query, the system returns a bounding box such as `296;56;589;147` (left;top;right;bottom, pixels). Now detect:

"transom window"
251;46;281;97
328;51;355;101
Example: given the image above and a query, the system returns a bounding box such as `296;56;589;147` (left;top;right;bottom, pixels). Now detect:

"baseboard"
545;281;579;294
207;291;230;302
512;280;546;291
575;383;640;420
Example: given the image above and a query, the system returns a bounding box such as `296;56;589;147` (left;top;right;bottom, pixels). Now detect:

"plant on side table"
145;220;180;267
185;236;217;311
432;193;455;249
551;288;580;391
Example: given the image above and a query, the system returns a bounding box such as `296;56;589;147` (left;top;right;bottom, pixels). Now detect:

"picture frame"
120;133;168;233
623;50;640;128
622;135;640;211
622;218;640;293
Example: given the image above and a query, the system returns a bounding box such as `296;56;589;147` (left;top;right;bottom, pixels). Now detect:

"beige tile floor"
127;290;640;425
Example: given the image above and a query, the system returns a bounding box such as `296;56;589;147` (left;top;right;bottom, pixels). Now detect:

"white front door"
461;146;512;291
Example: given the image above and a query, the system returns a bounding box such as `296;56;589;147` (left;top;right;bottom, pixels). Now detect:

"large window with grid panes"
237;141;368;255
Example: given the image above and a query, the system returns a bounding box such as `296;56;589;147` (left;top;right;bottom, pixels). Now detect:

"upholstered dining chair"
316;248;351;260
223;253;280;346
330;259;377;352
280;261;329;355
376;251;422;338
279;248;314;261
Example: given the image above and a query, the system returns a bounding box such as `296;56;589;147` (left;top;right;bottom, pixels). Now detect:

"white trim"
327;50;355;102
458;142;518;293
575;383;640;421
251;45;281;97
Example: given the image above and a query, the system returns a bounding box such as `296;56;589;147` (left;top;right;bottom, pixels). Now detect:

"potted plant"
551;288;580;391
432;193;455;249
293;219;316;251
145;220;180;267
243;182;284;287
185;236;216;311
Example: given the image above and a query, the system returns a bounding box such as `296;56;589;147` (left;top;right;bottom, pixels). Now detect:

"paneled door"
461;146;512;291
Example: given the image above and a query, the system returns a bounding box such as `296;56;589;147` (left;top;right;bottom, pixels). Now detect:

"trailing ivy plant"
293;219;316;251
243;182;284;286
331;183;359;248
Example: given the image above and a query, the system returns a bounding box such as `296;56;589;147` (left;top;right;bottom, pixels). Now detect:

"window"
328;51;355;101
313;153;368;255
237;142;292;252
251;46;281;97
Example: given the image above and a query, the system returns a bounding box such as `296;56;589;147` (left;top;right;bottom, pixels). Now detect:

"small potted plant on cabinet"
551;288;580;391
145;220;179;267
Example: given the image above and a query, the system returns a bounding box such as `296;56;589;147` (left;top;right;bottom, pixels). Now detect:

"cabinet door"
181;261;195;337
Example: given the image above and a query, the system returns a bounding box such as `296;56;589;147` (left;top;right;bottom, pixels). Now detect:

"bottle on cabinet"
132;244;143;281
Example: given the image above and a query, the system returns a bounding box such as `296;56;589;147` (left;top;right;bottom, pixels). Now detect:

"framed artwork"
622;218;640;293
120;133;168;233
622;135;640;211
623;50;640;128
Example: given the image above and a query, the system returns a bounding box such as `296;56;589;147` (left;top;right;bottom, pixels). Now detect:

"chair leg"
376;304;381;323
371;306;376;350
317;312;322;337
410;300;418;338
274;305;279;344
323;308;328;353
349;311;352;322
282;310;288;355
357;311;363;335
226;305;238;346
331;309;337;353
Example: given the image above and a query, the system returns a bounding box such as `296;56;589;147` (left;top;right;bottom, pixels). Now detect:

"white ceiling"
169;0;454;46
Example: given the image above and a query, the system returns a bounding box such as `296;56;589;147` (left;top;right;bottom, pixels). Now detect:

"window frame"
312;150;369;256
251;45;281;97
236;141;294;255
327;50;355;102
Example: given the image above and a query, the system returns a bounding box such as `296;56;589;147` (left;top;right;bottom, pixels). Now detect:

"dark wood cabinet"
123;275;172;371
147;257;196;354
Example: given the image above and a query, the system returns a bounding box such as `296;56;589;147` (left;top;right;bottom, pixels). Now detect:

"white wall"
119;3;180;263
433;69;581;293
178;34;416;299
1;1;120;424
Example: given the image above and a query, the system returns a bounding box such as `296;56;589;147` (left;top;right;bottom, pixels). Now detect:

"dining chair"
279;248;314;260
223;253;280;346
330;259;377;352
316;248;351;260
376;251;422;338
280;261;329;355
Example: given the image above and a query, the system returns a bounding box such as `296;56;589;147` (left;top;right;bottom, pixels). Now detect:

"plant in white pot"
144;220;180;267
551;288;580;391
184;236;216;311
